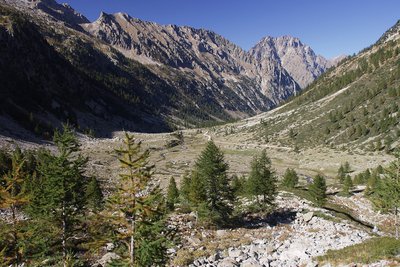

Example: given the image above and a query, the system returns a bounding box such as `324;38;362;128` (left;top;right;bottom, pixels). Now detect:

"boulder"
303;212;314;222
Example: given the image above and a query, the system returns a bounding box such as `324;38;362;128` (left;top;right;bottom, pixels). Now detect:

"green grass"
317;237;400;265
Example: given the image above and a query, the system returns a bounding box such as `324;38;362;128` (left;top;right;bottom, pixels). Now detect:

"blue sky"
60;0;400;59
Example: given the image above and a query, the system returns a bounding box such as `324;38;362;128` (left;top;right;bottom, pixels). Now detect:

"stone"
228;248;243;258
217;258;239;267
303;212;314;222
95;252;120;267
306;261;318;267
105;242;114;252
216;229;227;237
187;237;202;246
241;258;263;267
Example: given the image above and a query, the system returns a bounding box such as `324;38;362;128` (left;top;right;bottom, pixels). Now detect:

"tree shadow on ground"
231;208;297;229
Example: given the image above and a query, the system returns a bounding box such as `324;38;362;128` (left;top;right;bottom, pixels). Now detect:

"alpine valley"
0;1;400;267
0;0;342;139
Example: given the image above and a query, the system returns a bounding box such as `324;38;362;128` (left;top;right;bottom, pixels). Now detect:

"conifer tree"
179;173;191;201
337;165;346;184
342;175;354;196
247;150;277;208
232;175;246;197
373;149;400;238
281;168;299;188
309;174;327;207
365;169;380;196
85;177;104;212
0;149;30;265
106;133;168;266
189;141;233;225
166;177;179;211
27;125;88;266
343;162;351;173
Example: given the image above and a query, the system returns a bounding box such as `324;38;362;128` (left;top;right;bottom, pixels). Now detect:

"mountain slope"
248;21;400;152
0;1;276;139
0;4;177;138
0;0;337;140
3;0;89;28
81;11;299;106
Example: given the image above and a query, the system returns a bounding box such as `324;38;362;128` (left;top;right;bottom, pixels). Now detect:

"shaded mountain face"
0;5;177;138
251;36;343;89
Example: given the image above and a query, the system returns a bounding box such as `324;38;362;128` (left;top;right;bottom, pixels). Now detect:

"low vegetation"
317;237;400;265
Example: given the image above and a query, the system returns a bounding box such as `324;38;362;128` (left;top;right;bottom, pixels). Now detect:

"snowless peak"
251;35;339;88
115;12;132;21
98;11;111;20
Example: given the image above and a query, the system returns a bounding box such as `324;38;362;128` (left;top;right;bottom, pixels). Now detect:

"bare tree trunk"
394;207;399;239
130;216;135;267
62;203;67;267
12;203;20;265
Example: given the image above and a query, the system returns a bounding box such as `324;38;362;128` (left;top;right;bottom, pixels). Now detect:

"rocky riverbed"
173;193;373;267
189;214;369;267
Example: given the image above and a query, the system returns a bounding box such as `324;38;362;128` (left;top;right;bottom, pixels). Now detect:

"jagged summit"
0;0;346;136
251;35;340;88
81;12;300;105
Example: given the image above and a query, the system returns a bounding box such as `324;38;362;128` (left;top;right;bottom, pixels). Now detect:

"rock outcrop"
251;36;343;89
81;12;299;106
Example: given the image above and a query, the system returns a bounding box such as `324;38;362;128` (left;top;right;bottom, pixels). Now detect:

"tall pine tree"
247;150;277;209
27;125;88;266
189;141;234;226
85;177;104;212
309;174;327;207
166;177;179;211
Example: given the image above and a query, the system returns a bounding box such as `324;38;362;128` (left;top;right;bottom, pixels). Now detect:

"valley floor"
0;108;396;266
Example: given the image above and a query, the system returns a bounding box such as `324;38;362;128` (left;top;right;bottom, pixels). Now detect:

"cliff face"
251;36;343;89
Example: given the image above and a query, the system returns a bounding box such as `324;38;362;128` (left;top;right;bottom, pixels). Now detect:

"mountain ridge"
0;0;343;140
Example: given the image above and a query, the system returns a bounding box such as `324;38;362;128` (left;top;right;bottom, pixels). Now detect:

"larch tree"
166;177;179;211
247;149;277;209
189;141;234;226
27;125;88;266
0;149;30;265
342;175;354;196
106;133;168;266
309;174;327;207
373;149;400;239
85;176;104;212
281;168;299;189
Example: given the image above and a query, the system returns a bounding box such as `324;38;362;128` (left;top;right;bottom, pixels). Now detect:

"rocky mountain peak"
251;35;341;88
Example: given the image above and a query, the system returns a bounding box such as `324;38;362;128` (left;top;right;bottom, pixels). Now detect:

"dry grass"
316;237;400;265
